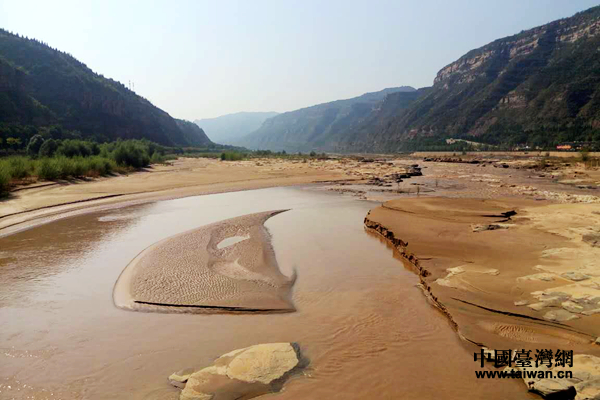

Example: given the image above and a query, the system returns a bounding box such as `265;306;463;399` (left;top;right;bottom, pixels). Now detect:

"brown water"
0;187;533;399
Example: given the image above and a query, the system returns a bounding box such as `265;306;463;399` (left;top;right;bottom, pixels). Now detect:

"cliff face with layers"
366;6;600;150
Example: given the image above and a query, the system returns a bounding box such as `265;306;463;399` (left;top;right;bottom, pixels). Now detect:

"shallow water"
0;187;533;399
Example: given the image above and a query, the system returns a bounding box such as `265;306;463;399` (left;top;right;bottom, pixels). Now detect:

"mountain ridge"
360;5;600;151
0;28;212;147
240;5;600;153
239;86;416;152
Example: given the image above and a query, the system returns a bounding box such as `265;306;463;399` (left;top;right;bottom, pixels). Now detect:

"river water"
0;187;533;399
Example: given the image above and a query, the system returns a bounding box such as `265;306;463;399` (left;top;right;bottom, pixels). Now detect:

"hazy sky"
1;0;598;120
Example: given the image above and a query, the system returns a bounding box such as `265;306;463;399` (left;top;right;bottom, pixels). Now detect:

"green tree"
39;138;58;157
6;137;22;149
26;135;45;157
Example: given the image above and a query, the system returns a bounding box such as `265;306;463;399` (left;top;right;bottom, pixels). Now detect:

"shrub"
150;152;165;164
26;135;45;157
220;151;244;161
0;164;10;195
36;158;60;180
112;142;150;168
7;157;33;180
57;139;93;158
581;149;590;162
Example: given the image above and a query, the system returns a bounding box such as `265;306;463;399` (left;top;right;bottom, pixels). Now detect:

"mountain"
359;6;600;151
238;87;416;152
194;112;278;145
0;29;212;147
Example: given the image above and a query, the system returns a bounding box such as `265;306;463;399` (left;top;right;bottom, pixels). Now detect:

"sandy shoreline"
0;157;350;236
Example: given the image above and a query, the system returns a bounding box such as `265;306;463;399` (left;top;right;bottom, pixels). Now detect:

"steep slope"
194;112;278;145
239;87;416;152
368;6;600;151
0;29;212;147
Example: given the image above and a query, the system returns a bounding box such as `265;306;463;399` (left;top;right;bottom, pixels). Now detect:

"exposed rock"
562;301;586;314
169;368;195;389
471;224;508;232
507;355;600;399
514;300;529;306
435;265;499;290
543;309;580;322
528;302;549;311
532;379;576;398
178;343;302;400
583;234;600;248
562;272;591;282
518;273;556;282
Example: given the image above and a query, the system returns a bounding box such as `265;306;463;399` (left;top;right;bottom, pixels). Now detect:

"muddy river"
0;187;533;399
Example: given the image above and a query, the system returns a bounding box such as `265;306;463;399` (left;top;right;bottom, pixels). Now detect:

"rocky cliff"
366;5;600;150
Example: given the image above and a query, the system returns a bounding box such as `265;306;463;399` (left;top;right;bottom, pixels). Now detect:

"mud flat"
114;210;296;313
365;196;600;394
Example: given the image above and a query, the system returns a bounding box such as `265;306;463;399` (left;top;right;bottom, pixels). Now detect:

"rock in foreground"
506;354;600;400
176;343;302;400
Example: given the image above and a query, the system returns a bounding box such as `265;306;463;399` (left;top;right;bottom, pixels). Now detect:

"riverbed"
0;187;533;399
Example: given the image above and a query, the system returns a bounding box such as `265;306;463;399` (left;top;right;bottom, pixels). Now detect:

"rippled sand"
114;210;296;313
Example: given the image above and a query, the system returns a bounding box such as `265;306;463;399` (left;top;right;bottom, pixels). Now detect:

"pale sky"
1;0;598;120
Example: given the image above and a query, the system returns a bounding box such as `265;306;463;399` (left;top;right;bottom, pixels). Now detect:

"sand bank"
114;210;296;313
365;197;600;355
0;157;349;236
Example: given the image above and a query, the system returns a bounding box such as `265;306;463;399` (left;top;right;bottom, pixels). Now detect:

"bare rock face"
507;354;600;400
176;343;302;400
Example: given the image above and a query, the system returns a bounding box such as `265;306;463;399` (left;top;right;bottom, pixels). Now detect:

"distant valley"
238;87;416;152
194;112;278;145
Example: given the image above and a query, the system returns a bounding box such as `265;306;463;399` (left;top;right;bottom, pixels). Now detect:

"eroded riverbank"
364;196;600;398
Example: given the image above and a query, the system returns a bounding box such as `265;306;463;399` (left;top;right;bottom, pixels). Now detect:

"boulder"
178;343;302;400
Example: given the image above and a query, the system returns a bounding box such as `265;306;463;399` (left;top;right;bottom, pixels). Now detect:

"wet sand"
114;210;296;313
364;196;600;360
0;188;532;399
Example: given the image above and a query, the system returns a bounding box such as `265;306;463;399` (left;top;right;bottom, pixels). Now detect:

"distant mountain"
238;87;416;152
358;5;600;151
0;29;212;147
194;111;278;144
242;6;600;153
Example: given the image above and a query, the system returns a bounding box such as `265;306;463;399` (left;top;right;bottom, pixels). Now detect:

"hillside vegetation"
0;29;212;148
239;87;416;152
